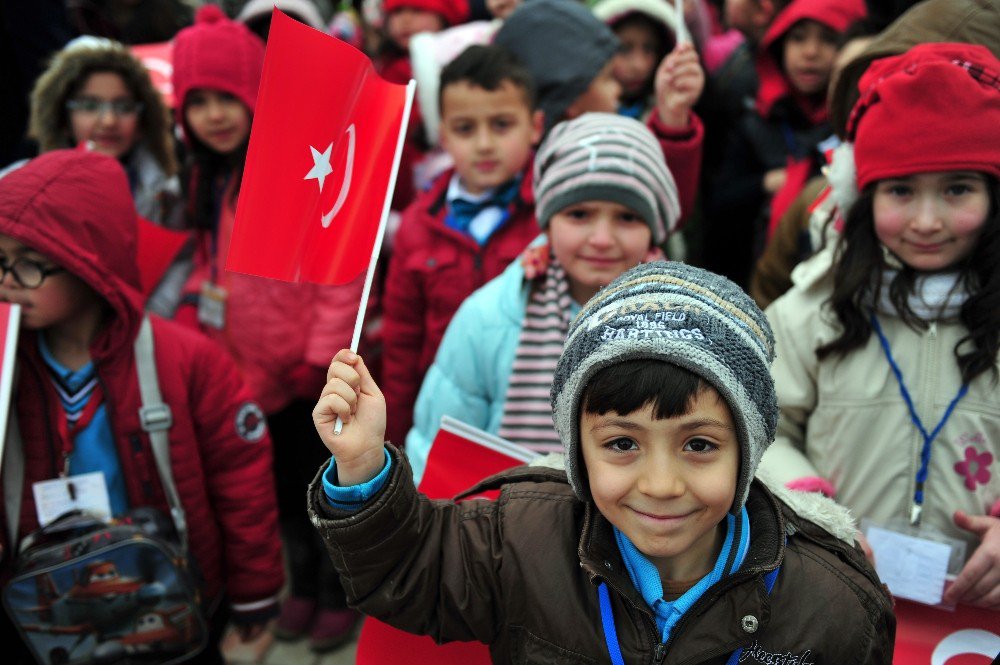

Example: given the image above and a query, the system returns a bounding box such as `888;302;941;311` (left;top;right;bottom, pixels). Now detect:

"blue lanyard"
870;314;968;526
597;566;780;664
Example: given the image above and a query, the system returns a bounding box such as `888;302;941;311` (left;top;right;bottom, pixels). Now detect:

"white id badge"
863;518;966;609
198;281;227;329
32;471;113;526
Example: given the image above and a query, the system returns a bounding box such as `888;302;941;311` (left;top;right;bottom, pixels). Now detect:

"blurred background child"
381;45;542;448
28;36;181;227
592;0;679;120
706;0;865;288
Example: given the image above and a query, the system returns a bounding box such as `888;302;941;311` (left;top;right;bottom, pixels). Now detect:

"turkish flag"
226;9;413;285
893;600;999;664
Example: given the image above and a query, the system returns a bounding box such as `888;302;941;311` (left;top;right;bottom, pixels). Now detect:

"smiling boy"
381;44;543;447
309;262;895;663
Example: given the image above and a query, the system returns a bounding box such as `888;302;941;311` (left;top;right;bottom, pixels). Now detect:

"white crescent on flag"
931;629;1000;665
304;123;357;228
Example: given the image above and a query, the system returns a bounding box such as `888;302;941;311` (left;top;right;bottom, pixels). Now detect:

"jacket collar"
578;481;788;656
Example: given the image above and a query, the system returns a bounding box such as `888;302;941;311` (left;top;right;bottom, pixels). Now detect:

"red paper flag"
225;9;413;285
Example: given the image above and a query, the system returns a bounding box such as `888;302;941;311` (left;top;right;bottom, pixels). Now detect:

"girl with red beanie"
171;5;364;651
762;43;1000;614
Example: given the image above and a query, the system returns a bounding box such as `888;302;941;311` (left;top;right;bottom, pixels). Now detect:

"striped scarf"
497;259;573;452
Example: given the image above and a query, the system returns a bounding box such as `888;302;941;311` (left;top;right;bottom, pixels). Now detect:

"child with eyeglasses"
29;36;181;228
0;149;285;661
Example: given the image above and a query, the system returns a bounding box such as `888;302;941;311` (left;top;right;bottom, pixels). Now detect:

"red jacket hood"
0;150;144;356
755;0;866;121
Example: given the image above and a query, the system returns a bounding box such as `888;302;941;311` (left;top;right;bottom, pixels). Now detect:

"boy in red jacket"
382;44;543;446
0;150;283;662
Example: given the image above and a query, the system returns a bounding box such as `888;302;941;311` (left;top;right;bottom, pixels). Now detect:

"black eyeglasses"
66;97;144;117
0;258;65;288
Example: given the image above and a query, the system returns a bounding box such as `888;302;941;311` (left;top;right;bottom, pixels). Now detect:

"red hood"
755;0;866;121
0;150;144;356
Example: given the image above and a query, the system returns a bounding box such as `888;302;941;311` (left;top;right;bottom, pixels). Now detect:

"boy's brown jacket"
309;447;895;664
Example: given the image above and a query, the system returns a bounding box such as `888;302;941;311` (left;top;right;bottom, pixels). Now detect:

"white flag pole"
335;79;416;436
674;0;688;45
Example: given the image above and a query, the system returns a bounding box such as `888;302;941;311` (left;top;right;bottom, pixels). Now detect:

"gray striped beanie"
534;113;680;246
550;261;777;512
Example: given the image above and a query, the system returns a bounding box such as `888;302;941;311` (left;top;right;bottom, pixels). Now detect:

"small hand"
654;42;705;129
763;168;788;195
314;349;387;486
943;511;1000;609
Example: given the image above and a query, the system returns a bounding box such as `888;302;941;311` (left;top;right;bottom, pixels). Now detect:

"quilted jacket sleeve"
308;447;505;645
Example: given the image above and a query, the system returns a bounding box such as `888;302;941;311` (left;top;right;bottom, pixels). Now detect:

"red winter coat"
381;169;539;446
0;151;284;611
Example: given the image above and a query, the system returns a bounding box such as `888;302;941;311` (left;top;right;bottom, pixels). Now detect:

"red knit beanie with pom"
172;5;265;127
382;0;468;27
848;43;1000;190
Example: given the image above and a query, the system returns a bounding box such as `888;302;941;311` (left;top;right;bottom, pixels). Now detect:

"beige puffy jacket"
760;248;1000;557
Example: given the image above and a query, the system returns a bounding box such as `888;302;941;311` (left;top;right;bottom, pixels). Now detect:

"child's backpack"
2;316;209;664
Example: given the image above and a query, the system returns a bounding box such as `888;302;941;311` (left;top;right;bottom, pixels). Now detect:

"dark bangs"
582;359;710;419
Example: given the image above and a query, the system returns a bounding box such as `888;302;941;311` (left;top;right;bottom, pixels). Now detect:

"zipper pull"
62;452;71;478
653;642;666;664
929;322;938;337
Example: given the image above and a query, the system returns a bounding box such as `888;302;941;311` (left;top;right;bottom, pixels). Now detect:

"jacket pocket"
509;625;598;665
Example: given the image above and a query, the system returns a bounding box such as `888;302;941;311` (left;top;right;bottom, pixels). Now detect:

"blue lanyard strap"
870;313;968;526
597;565;781;664
598;582;626;665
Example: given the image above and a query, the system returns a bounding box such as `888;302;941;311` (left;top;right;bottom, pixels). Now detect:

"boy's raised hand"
654;42;705;130
313;350;387;486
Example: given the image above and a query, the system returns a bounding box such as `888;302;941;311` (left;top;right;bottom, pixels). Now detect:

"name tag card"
32;472;112;526
864;519;966;608
198;281;228;330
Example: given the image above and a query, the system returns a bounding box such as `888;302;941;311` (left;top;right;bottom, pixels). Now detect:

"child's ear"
531;110;544;145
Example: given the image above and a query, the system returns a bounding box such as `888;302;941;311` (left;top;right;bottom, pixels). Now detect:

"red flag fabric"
356;420;535;665
893;600;999;664
225;9;412;285
135;216;190;298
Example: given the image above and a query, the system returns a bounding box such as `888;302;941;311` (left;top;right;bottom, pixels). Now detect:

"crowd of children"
0;0;997;661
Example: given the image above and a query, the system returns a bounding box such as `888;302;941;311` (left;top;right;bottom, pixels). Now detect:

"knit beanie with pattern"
172;5;265;127
550;261;777;512
494;0;619;136
534;113;680;246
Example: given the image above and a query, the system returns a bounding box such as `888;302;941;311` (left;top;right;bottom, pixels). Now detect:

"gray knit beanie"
550;261;777;512
533;113;680;245
494;0;619;136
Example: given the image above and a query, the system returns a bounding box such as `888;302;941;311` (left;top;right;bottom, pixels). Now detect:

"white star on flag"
304;143;334;192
